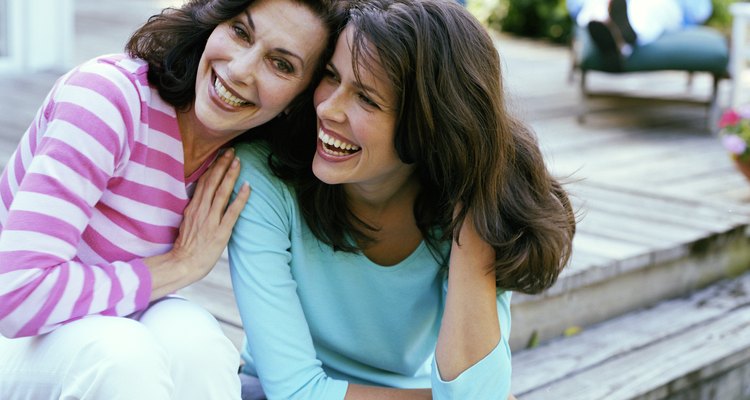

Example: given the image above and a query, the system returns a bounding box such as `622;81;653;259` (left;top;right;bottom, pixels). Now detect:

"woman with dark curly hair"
0;0;345;398
230;0;575;398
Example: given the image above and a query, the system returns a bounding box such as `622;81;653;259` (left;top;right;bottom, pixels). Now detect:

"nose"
315;86;346;124
226;48;260;86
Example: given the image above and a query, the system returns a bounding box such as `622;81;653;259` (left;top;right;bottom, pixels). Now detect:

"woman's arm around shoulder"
145;148;249;299
433;210;511;400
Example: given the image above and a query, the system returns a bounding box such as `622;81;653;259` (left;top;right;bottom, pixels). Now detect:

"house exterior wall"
0;0;73;72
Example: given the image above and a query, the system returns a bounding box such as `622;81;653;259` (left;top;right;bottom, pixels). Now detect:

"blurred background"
469;0;734;44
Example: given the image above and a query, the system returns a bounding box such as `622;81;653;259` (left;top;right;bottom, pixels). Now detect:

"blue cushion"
578;26;729;75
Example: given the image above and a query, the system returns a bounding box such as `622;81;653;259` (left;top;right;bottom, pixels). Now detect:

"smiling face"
191;0;327;143
312;25;415;195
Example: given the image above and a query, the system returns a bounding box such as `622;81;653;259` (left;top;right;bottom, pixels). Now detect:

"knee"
58;317;173;398
73;317;170;376
140;299;240;371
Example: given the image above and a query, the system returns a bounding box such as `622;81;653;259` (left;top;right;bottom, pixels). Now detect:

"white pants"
0;298;241;400
576;0;683;45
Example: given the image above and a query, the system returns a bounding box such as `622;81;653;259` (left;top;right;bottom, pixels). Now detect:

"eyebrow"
242;9;306;69
352;70;389;105
356;81;386;103
327;60;389;105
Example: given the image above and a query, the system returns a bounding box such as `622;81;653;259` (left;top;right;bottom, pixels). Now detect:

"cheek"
289;79;310;100
268;81;306;109
377;126;401;161
202;28;225;59
313;85;328;108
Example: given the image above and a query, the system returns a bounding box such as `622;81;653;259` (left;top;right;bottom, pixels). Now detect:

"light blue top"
229;141;512;400
676;0;712;26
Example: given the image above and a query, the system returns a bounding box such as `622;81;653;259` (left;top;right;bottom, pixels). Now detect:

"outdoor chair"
570;24;730;128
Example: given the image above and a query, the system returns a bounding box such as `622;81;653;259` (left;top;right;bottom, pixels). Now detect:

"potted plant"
720;106;750;180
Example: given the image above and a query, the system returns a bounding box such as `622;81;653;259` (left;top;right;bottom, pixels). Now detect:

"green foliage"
467;0;507;26
491;0;573;44
707;0;735;34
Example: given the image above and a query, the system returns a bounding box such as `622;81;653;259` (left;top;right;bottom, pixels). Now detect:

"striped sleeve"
0;59;153;338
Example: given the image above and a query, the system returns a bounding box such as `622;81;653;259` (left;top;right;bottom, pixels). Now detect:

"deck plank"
513;272;750;398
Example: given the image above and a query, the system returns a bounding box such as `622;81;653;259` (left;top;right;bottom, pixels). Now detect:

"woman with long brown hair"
230;0;575;398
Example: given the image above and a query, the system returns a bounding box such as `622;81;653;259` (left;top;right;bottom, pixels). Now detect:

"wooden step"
509;180;750;350
512;271;750;400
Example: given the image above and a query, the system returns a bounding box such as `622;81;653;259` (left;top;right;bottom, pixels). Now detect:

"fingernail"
224;148;235;158
231;157;240;168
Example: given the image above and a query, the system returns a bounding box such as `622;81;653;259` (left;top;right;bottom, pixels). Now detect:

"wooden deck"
4;1;750;394
513;271;750;399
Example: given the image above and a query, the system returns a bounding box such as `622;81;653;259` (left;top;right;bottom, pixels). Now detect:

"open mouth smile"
318;129;361;156
213;74;253;107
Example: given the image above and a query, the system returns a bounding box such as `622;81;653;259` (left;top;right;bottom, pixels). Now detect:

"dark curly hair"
126;0;346;116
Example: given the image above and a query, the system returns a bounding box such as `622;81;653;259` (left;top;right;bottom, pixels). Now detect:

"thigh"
0;332;71;400
138;297;242;400
0;316;172;400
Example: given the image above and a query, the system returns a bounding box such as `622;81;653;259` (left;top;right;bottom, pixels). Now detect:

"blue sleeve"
678;0;712;26
430;288;513;399
566;0;585;19
228;143;348;400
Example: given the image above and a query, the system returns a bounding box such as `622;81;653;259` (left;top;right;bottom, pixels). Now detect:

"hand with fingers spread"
145;148;251;301
173;148;252;277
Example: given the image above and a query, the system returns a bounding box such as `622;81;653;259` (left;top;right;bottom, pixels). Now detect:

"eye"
271;58;294;74
358;92;380;109
232;24;251;42
322;66;339;82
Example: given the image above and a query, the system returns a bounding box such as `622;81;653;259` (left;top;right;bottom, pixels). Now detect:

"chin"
312;164;338;185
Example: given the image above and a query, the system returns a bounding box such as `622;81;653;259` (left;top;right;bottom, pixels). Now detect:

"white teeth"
318;129;360;153
214;78;251;107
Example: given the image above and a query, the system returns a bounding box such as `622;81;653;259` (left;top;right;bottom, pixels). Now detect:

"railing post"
0;0;74;73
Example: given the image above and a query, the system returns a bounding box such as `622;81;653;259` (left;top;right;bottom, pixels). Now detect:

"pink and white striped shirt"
0;55;213;338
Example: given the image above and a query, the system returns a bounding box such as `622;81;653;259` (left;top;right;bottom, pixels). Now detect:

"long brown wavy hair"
268;0;575;294
125;0;346;126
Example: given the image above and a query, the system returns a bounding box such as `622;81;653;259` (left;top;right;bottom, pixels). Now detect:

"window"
0;0;7;57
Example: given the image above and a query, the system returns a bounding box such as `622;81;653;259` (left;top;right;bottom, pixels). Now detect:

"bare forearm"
344;382;515;400
144;252;200;301
435;219;501;381
346;384;431;400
